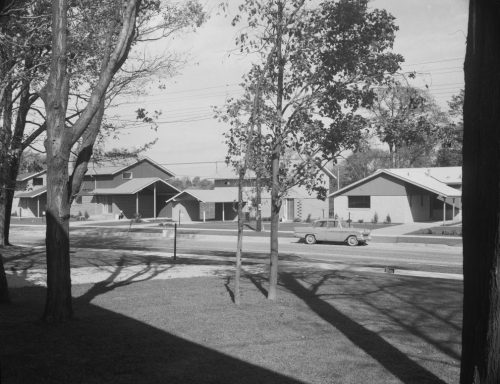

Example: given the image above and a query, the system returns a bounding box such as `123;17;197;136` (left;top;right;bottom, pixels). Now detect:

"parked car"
294;219;371;246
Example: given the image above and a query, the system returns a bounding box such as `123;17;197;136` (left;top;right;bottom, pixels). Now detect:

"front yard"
1;254;462;384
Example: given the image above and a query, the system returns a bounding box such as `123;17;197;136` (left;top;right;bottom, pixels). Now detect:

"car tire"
305;234;316;244
347;236;358;246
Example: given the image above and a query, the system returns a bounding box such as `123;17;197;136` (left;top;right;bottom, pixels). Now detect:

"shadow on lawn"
1;275;303;384
248;271;460;384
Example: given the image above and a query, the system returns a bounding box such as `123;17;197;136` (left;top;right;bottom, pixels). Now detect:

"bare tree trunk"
0;253;9;303
40;0;73;322
0;82;12;247
235;167;245;305
268;0;283;301
460;1;500;383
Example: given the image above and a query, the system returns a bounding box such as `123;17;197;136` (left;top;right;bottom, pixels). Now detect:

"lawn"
1;265;462;383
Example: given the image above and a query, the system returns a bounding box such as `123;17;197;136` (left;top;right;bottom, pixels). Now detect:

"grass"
1;264;462;383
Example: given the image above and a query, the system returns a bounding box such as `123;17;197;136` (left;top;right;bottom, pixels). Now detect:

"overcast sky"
110;0;469;179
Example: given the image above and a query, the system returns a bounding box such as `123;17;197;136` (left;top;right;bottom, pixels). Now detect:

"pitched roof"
85;157;175;177
14;186;47;198
389;167;462;185
329;167;462;198
16;170;46;181
86;178;181;195
167;184;322;204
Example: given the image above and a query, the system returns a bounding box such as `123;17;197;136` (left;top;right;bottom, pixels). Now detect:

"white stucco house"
329;167;462;224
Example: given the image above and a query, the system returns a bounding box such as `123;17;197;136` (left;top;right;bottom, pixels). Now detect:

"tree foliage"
220;0;402;300
371;81;447;168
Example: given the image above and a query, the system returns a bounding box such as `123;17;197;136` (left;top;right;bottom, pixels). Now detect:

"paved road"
9;225;462;276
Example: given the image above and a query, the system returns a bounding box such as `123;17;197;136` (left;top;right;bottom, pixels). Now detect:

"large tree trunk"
268;0;283;301
0;82;12;247
40;0;73;322
460;1;500;383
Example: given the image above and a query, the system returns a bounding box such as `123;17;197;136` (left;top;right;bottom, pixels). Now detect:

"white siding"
333;195;413;223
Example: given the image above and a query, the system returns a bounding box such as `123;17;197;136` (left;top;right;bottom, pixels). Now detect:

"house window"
348;196;370;209
33;177;43;186
122;172;133;179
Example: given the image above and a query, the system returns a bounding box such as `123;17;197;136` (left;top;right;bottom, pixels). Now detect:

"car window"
314;221;326;228
327;221;338;228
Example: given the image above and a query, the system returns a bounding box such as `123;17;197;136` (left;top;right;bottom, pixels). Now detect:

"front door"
287;198;294;221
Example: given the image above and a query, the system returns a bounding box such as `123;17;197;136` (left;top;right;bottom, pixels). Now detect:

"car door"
326;220;343;242
313;220;328;241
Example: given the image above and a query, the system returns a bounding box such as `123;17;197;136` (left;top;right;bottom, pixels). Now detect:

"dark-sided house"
329;167;462;224
13;170;47;218
73;157;181;219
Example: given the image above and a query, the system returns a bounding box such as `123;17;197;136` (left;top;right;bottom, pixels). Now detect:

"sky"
109;0;469;179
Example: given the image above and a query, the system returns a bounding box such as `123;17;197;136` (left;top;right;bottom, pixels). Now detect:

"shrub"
357;219;364;223
84;211;89;220
78;211;82;217
385;214;391;224
293;218;302;222
371;212;379;224
305;214;312;223
133;213;142;223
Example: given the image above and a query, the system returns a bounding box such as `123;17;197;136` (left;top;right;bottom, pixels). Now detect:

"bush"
84;211;89;220
293;218;302;222
78;211;82;217
385;214;391;224
371;212;379;224
305;214;312;223
357;219;364;223
133;212;142;223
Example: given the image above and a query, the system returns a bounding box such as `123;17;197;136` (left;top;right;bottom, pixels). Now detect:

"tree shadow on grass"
279;272;452;384
1;275;304;384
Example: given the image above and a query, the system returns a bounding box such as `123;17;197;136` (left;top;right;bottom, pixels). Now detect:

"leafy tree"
435;90;463;166
372;81;446;168
226;0;402;300
460;1;500;382
338;148;391;188
39;0;204;322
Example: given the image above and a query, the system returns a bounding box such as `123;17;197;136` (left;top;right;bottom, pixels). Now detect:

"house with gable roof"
166;164;332;222
13;157;182;220
329;167;462;224
73;157;181;219
13;170;48;218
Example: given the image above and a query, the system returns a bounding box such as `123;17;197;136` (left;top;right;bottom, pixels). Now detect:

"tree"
460;1;500;383
435;90;463;166
338;148;391;188
372;81;446;168
39;0;204;322
227;0;402;300
0;1;51;247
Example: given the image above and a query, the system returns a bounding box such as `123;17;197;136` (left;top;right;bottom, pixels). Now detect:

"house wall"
16;195;47;218
333;195;413;223
342;174;406;196
172;201;200;222
81;160;174;192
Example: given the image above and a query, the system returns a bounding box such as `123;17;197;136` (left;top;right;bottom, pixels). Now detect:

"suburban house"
13;158;182;220
167;165;332;222
329;167;462;224
13;170;47;218
73;157;180;219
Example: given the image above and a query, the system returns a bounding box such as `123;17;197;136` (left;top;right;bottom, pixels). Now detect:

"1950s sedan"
294;219;371;246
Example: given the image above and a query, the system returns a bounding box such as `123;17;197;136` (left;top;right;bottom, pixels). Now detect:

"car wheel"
347;236;358;246
305;234;316;244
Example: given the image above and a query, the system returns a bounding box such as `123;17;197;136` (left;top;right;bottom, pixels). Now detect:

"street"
8;224;463;277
